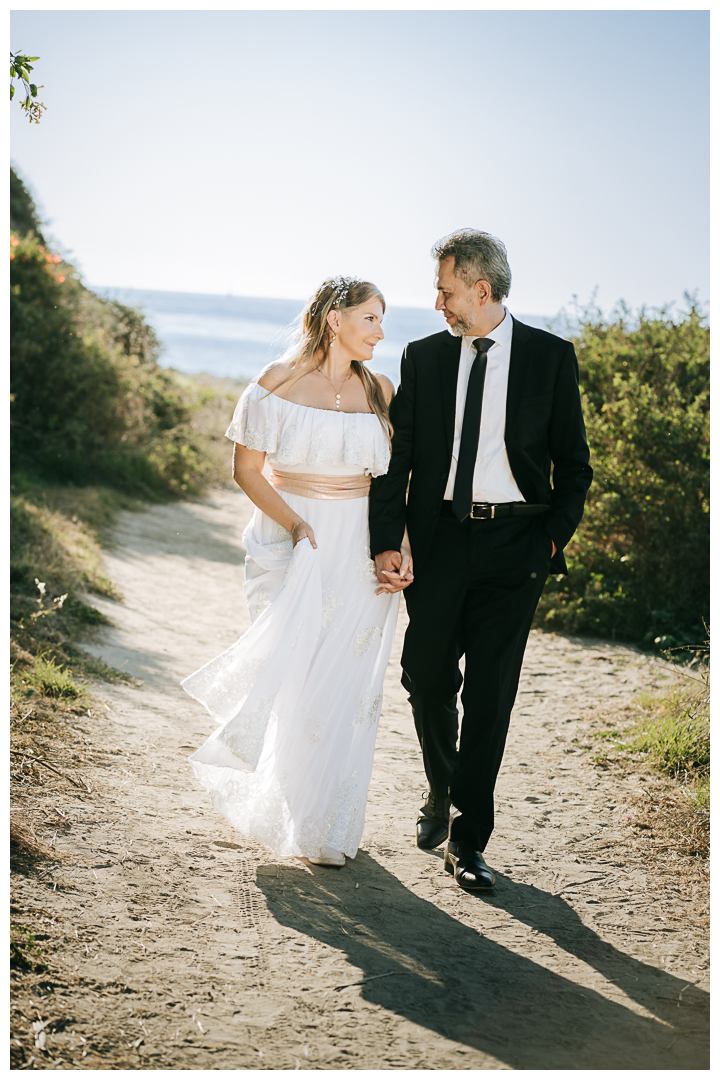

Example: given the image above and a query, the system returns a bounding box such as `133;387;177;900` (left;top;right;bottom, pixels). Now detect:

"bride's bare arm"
232;443;317;549
373;374;413;594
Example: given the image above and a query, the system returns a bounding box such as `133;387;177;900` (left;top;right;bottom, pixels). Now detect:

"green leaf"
30;84;36;95
10;84;14;100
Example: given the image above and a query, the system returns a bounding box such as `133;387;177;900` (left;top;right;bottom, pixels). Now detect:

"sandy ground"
11;487;709;1069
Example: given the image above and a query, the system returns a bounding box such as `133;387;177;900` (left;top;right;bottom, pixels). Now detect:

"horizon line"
89;282;554;320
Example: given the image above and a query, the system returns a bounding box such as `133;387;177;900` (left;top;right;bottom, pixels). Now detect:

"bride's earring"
330;333;336;347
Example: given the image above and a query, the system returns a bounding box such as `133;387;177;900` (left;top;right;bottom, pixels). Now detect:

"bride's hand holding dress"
231;439;318;550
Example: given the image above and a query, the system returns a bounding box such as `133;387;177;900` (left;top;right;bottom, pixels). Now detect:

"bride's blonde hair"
271;277;393;442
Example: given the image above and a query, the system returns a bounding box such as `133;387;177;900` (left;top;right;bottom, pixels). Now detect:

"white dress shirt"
443;309;525;504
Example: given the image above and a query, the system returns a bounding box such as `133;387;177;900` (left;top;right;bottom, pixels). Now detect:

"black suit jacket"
369;317;592;576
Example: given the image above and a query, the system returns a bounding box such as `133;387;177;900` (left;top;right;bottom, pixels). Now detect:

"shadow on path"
257;852;708;1070
111;497;246;566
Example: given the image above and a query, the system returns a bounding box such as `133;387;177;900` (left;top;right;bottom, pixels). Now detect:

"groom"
369;229;592;891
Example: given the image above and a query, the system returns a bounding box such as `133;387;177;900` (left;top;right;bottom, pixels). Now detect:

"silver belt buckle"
491;504;496;519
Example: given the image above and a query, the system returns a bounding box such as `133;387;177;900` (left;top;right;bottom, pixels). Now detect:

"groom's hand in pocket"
374;550;414;595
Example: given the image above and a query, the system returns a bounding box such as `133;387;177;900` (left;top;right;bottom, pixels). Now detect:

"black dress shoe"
416;792;451;850
444;841;496;890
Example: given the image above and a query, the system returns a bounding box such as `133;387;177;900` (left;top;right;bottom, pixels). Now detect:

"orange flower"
45;254;53;262
53;254;61;263
56;275;66;283
38;245;45;252
10;253;14;260
10;237;19;247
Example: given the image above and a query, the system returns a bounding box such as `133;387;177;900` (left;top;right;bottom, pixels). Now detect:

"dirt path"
12;488;709;1069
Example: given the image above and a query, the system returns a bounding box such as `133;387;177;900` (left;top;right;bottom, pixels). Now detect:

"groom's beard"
448;313;475;336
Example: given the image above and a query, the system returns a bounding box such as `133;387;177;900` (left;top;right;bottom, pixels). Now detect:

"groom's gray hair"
432;229;512;302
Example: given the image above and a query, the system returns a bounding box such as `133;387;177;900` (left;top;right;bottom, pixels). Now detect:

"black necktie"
452;337;494;521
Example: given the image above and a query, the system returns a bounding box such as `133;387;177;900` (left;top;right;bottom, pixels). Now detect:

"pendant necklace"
318;365;353;410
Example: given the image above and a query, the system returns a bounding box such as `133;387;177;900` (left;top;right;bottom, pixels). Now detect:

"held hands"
375;548;414;595
290;519;317;550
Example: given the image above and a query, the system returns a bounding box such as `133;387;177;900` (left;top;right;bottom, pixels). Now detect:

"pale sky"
10;6;709;315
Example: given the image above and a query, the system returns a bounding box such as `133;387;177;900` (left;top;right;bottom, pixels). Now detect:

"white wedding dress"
182;380;400;860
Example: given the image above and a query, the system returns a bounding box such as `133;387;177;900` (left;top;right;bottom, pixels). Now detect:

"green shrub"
632;677;709;777
10;484;120;602
690;774;710;812
537;301;709;647
10;228;211;497
9;172;237;702
10;167;44;239
21;654;86;701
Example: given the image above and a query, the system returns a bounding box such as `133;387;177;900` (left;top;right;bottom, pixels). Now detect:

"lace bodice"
225;380;391;478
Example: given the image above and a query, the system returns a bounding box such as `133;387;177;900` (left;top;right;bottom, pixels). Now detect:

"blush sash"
269;468;371;500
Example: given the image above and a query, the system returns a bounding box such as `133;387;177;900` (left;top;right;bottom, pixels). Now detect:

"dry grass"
10;686;96;802
10;481;130;601
10;811;55;862
10;675;86;875
9;485;119;872
10;482;139;688
629;779;709;858
587;659;710;859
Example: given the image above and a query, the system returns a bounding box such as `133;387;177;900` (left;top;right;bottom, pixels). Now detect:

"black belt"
443;501;549;520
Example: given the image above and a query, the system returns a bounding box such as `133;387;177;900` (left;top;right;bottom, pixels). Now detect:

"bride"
182;277;412;867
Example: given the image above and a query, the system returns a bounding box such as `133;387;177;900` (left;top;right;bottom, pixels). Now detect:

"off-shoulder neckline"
250;382;376;417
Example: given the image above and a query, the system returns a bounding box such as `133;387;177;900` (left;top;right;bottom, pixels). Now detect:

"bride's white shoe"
308;846;345;867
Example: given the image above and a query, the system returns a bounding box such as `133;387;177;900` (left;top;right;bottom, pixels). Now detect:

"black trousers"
402;503;551;851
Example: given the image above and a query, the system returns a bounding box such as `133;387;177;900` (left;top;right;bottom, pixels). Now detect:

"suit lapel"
439;332;462;458
504;317;533;444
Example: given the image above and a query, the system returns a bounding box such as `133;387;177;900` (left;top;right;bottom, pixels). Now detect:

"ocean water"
96;286;551;386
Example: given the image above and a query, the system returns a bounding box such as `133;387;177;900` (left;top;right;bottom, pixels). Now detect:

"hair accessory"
310;276;362;317
330;277;358;308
